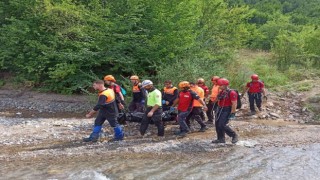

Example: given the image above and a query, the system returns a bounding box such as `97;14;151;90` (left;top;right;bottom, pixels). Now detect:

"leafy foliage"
0;0;319;93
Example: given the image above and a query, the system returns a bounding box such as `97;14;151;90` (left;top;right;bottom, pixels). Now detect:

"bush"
225;53;289;91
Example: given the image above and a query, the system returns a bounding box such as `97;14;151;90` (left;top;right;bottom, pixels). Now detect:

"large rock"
306;94;320;120
308;95;320;103
269;113;281;118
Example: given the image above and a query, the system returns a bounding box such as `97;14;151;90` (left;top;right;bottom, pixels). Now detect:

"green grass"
225;50;289;91
225;49;319;92
0;80;4;87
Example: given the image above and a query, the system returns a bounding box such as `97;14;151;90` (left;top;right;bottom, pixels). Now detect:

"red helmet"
217;78;229;86
251;74;259;80
211;76;220;82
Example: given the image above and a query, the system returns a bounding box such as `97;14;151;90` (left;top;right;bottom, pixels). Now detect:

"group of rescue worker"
84;74;267;144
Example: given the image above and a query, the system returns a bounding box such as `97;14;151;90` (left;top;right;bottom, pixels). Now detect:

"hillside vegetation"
0;0;319;93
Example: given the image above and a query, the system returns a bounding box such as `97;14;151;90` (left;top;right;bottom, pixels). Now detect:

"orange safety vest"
163;87;177;95
191;86;204;107
98;89;115;104
132;85;141;93
210;85;220;102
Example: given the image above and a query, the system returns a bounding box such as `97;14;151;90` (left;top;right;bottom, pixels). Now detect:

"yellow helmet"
104;75;116;82
178;81;190;89
197;78;205;83
130;75;139;80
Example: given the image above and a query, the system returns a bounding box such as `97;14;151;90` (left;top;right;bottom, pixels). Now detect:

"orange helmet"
104;75;116;82
217;78;229;86
179;81;190;89
130;75;139;80
211;76;220;82
251;74;259;80
197;78;205;83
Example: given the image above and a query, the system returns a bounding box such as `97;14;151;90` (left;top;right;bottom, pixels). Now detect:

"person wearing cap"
206;76;220;123
185;82;208;132
84;80;124;142
104;75;125;111
139;80;164;137
161;80;179;111
241;74;267;115
212;78;238;144
129;75;146;113
171;81;208;137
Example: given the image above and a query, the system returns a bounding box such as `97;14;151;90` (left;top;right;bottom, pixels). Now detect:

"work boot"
205;120;213;124
211;139;225;144
198;126;208;132
113;126;124;141
175;131;188;137
232;134;239;144
83;126;102;142
83;134;99;142
249;111;256;116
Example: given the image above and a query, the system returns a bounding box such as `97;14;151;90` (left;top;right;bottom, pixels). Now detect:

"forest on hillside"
0;0;319;93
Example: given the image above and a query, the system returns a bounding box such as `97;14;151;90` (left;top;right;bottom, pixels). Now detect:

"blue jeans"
178;111;191;132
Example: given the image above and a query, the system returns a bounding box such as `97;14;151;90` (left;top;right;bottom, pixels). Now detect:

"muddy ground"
0;85;320;179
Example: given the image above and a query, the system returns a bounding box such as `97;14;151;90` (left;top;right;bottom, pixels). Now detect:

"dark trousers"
248;92;262;112
215;107;236;140
140;107;164;136
129;101;145;113
206;100;218;122
95;111;118;127
186;107;206;128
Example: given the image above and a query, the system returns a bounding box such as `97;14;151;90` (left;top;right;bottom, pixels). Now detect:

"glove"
263;95;268;101
162;100;166;105
229;113;236;120
170;107;176;112
141;100;145;105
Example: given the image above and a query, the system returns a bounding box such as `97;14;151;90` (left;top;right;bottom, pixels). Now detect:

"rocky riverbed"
1;86;320;179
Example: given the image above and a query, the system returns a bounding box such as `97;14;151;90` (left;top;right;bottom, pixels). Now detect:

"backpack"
112;84;127;96
228;89;242;109
120;86;127;96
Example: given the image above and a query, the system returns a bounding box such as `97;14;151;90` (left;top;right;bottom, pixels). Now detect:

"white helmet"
141;80;153;87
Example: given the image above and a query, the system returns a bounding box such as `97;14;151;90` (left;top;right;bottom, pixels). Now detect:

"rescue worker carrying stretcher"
139;80;164;137
206;76;220;123
104;75;125;111
161;80;178;111
84;80;124;142
171;81;207;137
185;82;208;132
129;75;146;113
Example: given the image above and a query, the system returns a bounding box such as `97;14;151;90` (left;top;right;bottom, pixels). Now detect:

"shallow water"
2;143;320;180
1;116;320;180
